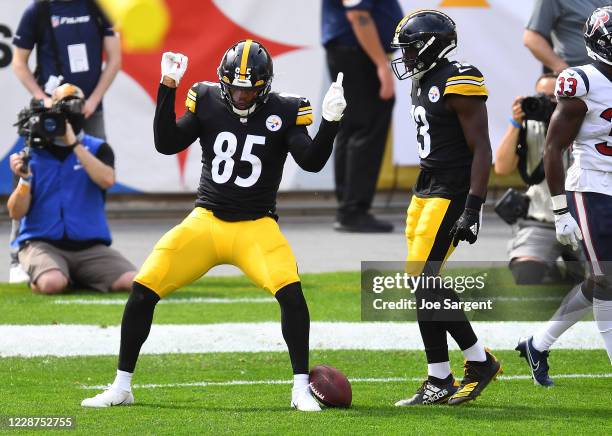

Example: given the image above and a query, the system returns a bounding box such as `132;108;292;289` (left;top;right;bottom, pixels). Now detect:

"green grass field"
1;272;610;435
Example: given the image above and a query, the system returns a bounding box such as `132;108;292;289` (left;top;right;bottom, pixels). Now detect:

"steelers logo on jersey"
266;114;283;131
428;86;441;103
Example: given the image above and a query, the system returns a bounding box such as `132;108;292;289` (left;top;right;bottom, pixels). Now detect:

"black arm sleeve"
287;119;339;172
153;84;200;155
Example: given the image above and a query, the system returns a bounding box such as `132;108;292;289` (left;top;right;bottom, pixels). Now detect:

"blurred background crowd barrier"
0;0;538;196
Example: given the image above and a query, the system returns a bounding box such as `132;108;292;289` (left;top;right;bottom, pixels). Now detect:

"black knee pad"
510;259;548;285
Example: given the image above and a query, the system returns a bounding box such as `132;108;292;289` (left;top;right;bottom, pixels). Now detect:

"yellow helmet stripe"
239;39;253;79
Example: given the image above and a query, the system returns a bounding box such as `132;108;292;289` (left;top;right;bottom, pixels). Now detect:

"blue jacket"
15;135;112;248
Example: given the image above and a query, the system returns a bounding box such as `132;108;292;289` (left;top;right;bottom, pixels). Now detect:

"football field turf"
1;272;611;435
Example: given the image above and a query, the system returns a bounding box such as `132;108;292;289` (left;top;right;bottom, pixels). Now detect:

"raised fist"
161;52;188;87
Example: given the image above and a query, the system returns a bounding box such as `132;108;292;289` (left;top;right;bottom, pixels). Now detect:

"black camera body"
17;108;66;143
14;98;84;147
521;93;556;123
494;188;530;225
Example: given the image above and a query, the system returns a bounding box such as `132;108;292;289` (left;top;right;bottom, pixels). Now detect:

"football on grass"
309;365;352;408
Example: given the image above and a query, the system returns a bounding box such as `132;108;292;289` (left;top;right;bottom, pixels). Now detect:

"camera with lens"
14;98;84;147
521;93;557;123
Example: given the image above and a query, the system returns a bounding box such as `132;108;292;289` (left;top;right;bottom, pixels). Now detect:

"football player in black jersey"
81;40;346;412
390;10;501;406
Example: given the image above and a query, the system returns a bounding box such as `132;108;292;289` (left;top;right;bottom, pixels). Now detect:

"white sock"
427;361;451;379
292;374;309;392
532;284;592;352
112;369;133;392
462;340;486;362
593;298;612;363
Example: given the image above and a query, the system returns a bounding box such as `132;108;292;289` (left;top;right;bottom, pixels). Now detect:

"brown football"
308;365;352;408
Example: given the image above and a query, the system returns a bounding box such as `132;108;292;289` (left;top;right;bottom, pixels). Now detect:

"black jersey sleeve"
153;83;200;155
287;119;338;172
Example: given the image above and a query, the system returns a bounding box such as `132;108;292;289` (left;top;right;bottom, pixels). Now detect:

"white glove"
161;52;188;86
322;72;347;122
551;194;583;251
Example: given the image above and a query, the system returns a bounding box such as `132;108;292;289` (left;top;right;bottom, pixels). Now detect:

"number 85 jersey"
556;64;612;195
178;81;317;220
410;60;488;172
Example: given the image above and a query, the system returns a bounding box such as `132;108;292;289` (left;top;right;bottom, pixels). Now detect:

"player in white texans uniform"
519;6;612;381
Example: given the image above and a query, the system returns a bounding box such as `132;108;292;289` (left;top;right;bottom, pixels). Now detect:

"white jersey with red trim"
556;63;612;195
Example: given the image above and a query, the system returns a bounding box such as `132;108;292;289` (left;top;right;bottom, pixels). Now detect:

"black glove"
449;195;484;247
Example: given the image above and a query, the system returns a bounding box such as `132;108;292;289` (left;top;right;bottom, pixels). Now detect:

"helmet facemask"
391;35;456;81
219;81;270;117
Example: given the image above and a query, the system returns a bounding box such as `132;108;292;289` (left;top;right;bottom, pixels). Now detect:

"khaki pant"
19;241;136;292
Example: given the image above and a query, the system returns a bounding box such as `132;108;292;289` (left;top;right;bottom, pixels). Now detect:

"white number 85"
211;132;266;187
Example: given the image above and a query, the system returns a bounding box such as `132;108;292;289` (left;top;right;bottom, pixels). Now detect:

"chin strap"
412;62;437;81
232;103;257;117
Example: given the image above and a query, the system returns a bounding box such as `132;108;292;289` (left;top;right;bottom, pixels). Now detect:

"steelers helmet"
584;6;612;65
217;39;274;116
391;10;457;80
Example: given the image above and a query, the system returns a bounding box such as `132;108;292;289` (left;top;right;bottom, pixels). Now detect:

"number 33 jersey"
409;59;488;196
556;64;612;195
186;82;313;220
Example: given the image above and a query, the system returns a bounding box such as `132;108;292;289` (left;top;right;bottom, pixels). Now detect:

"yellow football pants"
405;196;464;276
135;208;300;298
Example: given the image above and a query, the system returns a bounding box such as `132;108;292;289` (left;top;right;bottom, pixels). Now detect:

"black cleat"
395;377;459;406
515;336;554;387
448;350;502;406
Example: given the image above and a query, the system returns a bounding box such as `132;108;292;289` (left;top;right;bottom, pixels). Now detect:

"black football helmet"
584;6;612;65
217;39;274;116
391;10;457;80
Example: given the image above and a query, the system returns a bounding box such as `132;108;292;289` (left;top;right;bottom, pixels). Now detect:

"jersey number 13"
412;105;431;158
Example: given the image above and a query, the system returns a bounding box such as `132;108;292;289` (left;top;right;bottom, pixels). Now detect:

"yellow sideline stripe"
240;39;253;78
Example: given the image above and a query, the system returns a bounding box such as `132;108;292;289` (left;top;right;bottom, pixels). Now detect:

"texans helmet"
391;10;457;80
584;6;612;65
217;39;274;116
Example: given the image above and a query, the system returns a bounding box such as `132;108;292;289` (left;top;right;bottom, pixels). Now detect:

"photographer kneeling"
7;84;137;294
495;73;583;285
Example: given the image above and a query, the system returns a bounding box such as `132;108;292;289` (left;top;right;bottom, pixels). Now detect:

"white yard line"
0;322;604;357
53;296;562;305
81;373;612;390
54;297;274;305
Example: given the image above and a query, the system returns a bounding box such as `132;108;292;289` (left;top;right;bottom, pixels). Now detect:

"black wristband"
553;207;570;215
465;194;485;211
